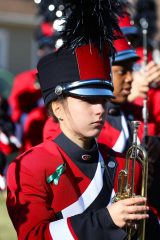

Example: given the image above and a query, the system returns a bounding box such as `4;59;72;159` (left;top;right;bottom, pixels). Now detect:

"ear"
51;100;62;120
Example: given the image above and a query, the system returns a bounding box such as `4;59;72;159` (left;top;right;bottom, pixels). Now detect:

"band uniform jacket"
130;88;160;136
21;106;48;152
98;102;135;154
98;101;158;153
6;132;143;240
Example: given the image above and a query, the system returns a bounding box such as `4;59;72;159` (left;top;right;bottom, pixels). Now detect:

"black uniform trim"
54;132;99;179
70;208;127;240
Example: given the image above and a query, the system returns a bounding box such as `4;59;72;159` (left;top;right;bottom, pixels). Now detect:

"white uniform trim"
107;189;116;207
0;131;9;144
49;218;75;240
61;152;104;218
112;113;129;153
49;152;115;239
0;175;6;190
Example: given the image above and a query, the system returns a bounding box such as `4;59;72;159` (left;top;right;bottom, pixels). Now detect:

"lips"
122;90;130;96
122;86;131;95
92;120;104;126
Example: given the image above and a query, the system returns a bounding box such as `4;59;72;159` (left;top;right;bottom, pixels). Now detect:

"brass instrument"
112;121;148;240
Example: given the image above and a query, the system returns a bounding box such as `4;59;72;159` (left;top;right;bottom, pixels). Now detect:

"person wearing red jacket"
98;12;160;228
8;21;56;151
9;21;56;124
6;1;150;239
42;11;160;229
0;96;21;190
98;35;140;151
118;3;160;137
7;47;148;240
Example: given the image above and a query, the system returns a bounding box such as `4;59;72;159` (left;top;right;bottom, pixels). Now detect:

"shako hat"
34;0;64;49
117;0;138;36
35;22;57;49
112;32;140;64
38;44;113;105
118;12;138;36
37;0;123;106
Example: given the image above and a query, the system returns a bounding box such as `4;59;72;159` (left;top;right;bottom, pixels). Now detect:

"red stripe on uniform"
98;121;121;148
67;218;78;240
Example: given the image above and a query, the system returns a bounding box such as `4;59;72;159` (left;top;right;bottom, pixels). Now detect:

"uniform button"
108;161;115;168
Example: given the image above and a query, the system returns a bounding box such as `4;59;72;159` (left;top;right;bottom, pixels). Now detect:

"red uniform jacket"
7;132;143;240
21;106;48;152
98;101;158;152
132;88;160;136
43;117;60;141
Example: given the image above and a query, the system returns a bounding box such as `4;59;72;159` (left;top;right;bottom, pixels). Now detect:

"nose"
125;71;133;83
95;102;106;116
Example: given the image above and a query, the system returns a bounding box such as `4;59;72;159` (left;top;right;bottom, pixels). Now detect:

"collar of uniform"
107;102;121;116
53;132;99;163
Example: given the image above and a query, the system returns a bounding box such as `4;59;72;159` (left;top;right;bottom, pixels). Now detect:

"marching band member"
6;1;149;239
8;21;55;151
0;96;21;190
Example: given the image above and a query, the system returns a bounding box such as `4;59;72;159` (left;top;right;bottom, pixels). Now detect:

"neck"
60;127;93;150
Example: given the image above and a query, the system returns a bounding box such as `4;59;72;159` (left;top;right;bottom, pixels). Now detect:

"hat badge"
55;85;63;96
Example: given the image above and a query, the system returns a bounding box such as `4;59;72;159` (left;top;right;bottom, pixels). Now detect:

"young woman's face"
111;62;133;104
54;96;108;142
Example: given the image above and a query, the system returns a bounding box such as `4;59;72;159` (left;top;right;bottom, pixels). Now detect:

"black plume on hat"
60;0;122;54
37;0;123;106
117;0;131;9
35;0;122;52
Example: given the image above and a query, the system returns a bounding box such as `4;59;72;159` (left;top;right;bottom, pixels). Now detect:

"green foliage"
0;191;17;240
0;69;14;98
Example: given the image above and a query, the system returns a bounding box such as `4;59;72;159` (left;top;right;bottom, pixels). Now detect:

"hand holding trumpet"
107;197;149;228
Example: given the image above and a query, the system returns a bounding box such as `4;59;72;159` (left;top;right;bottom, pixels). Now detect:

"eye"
117;70;126;75
113;68;133;76
113;69;126;76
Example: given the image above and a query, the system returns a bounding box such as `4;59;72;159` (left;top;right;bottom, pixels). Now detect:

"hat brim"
44;87;114;106
113;50;140;64
67;88;114;98
44;79;114;105
121;27;138;36
62;79;114;98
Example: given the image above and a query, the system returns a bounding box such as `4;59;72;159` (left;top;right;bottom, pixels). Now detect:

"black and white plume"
34;0;124;55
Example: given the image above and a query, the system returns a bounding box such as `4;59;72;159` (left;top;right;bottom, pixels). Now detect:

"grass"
0;191;17;240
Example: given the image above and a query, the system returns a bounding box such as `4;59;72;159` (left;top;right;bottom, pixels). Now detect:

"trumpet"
112;121;148;240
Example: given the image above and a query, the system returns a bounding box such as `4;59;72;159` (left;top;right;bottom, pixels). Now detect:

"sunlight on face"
111;63;134;104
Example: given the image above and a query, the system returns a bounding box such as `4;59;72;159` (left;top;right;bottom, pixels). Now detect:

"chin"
87;130;102;139
113;97;127;104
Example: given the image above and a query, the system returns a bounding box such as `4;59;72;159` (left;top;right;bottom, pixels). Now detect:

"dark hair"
46;95;66;122
47;102;58;123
